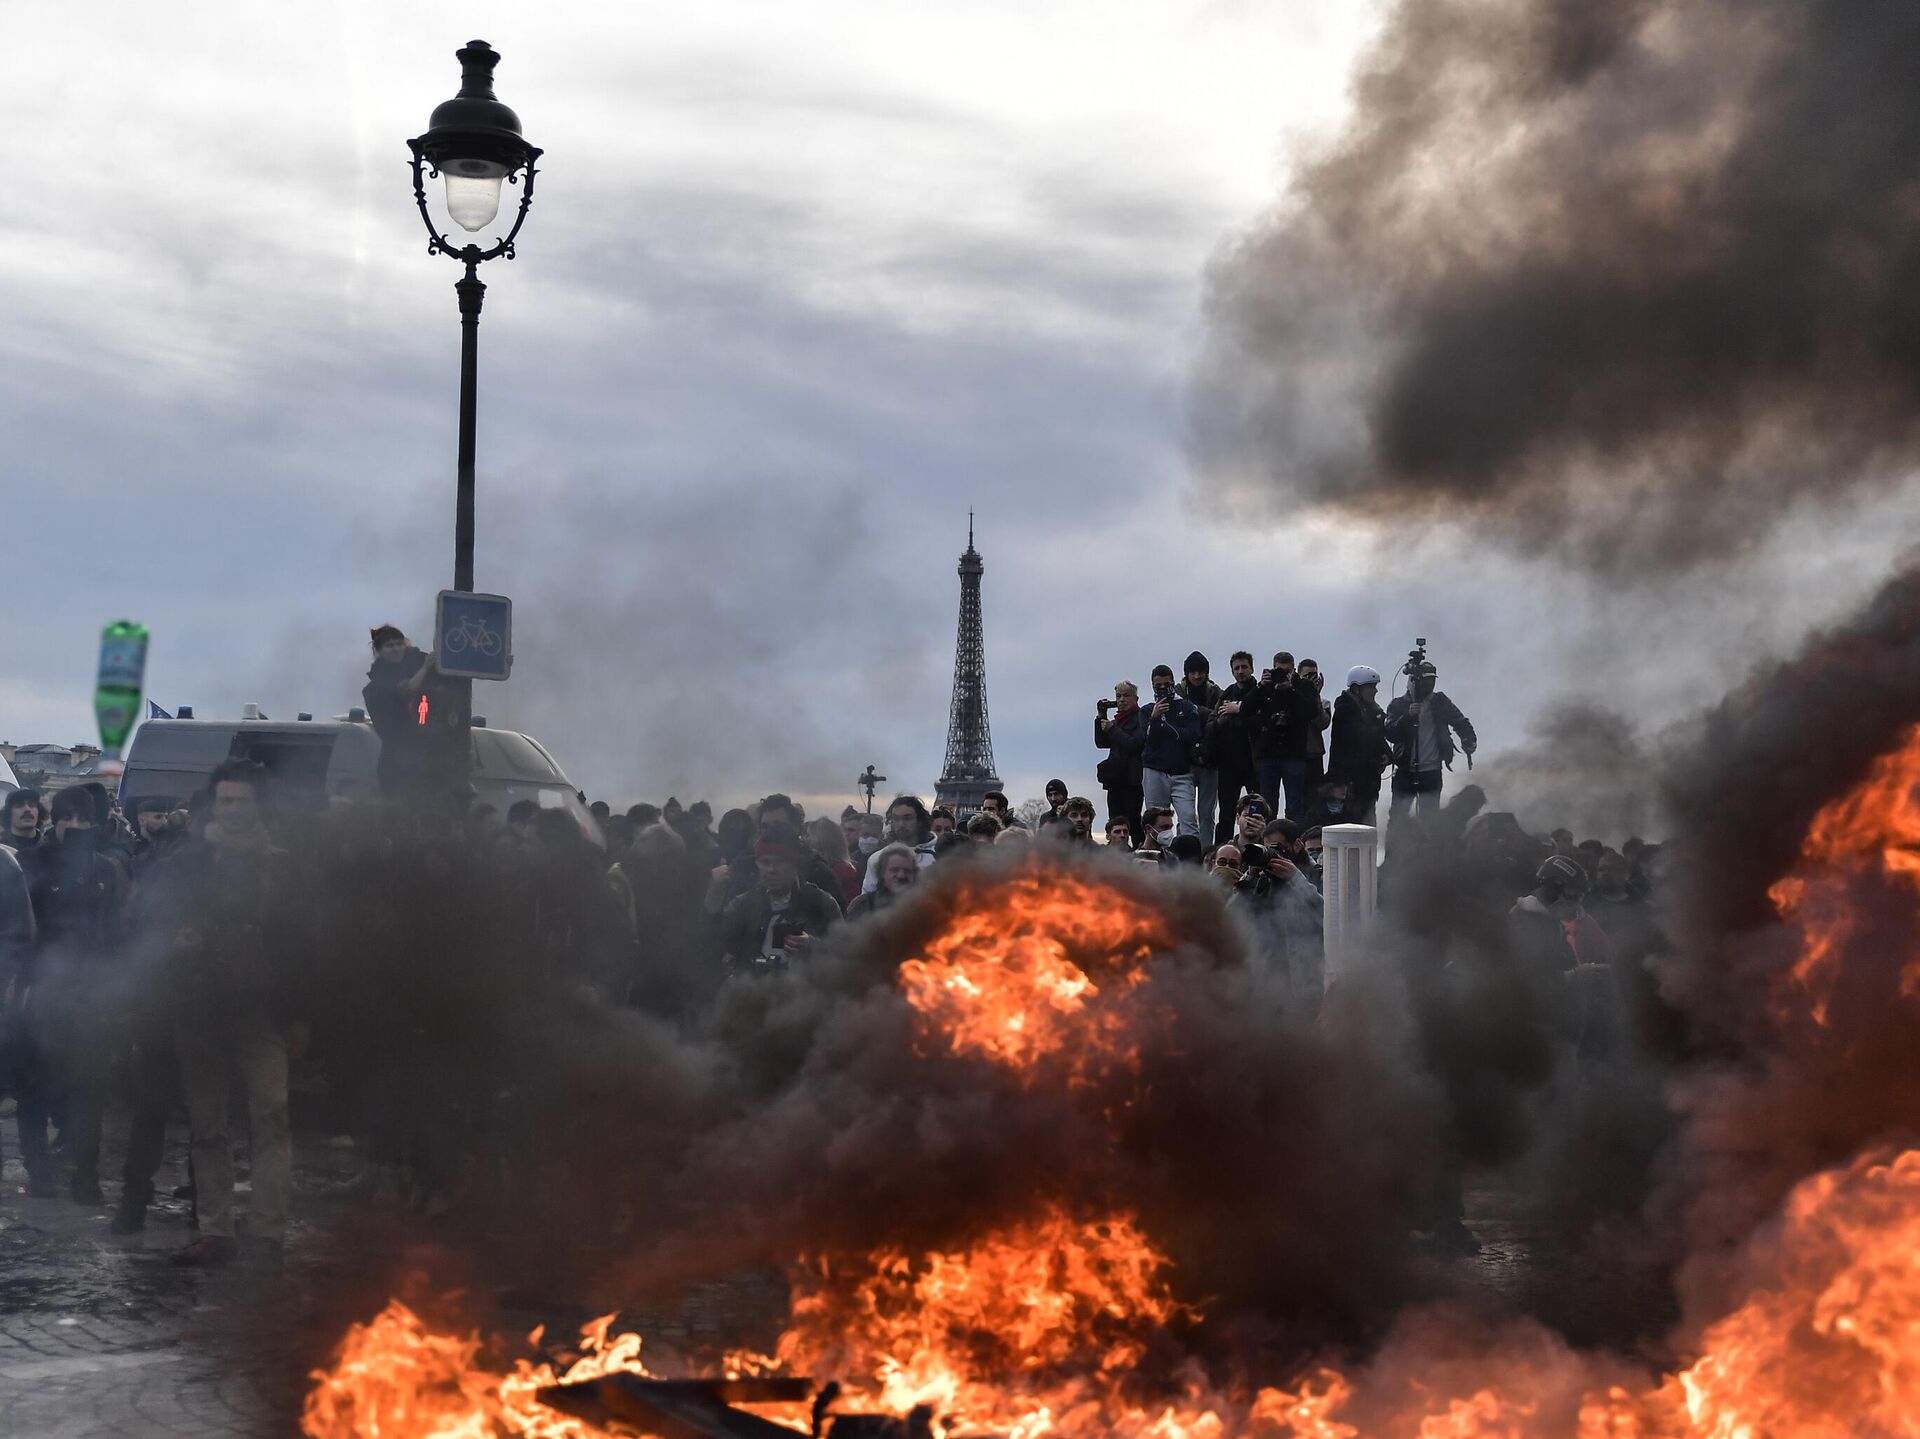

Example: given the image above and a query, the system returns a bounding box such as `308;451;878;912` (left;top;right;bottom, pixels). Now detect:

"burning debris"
302;648;1920;1434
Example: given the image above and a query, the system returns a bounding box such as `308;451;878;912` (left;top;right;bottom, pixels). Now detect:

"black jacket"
722;883;842;969
1252;676;1322;762
153;831;303;1018
1094;708;1146;793
1206;679;1260;779
1328;691;1391;790
1384;691;1477;772
362;648;431;740
19;832;126;979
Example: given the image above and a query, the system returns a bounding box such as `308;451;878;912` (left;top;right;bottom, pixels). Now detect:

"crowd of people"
0;631;1664;1266
1092;648;1477;846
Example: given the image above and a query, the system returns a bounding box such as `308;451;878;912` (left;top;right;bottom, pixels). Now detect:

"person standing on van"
159;760;303;1267
362;625;437;799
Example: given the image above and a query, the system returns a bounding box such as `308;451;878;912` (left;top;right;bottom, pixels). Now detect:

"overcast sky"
8;2;1912;820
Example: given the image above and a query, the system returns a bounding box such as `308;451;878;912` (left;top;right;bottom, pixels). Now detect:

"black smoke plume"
1192;0;1920;571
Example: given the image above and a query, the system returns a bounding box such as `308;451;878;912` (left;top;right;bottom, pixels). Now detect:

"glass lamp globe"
443;156;509;232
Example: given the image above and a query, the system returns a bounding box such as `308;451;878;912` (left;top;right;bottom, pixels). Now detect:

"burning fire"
895;869;1169;1076
776;1203;1193;1429
309;743;1920;1437
302;1303;655;1438
1771;724;1920;1024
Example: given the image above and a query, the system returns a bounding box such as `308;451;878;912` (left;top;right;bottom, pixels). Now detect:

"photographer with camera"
1297;658;1332;785
1227;817;1325;1001
1384;644;1477;831
1252;652;1322;824
1328;665;1391;827
1140;665;1203;839
721;828;841;976
1207;651;1261;845
1094;680;1147;845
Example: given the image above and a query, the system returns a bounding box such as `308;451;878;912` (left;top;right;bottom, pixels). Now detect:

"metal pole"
454;251;485;592
446;250;485;805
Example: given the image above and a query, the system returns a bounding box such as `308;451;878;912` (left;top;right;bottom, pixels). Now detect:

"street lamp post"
407;39;540;795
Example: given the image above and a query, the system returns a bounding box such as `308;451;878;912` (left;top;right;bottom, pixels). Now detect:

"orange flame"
776;1203;1194;1430
1769;724;1920;1024
302;1301;656;1439
309;741;1920;1437
895;869;1170;1079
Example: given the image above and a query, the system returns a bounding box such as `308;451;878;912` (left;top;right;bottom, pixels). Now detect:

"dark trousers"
1351;781;1383;830
1258;758;1312;824
1389;769;1445;842
15;1062;56;1183
1104;786;1144;846
16;1008;111;1185
120;1030;178;1204
1215;770;1257;845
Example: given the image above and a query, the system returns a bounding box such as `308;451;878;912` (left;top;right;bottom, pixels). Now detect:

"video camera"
1402;637;1429;679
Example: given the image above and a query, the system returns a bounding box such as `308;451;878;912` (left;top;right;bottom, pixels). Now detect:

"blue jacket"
1142;693;1202;776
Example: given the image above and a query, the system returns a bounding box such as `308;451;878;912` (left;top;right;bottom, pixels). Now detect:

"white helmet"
1346;665;1381;688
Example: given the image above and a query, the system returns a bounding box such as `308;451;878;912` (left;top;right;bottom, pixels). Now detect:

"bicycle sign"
434;590;514;681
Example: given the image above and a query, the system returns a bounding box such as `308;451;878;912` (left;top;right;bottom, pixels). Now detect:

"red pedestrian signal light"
418;694;430;726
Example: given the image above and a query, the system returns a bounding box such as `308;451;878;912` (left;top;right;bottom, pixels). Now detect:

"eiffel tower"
935;514;1002;818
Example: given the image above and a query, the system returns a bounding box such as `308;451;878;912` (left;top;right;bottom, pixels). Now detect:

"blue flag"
147;700;172;720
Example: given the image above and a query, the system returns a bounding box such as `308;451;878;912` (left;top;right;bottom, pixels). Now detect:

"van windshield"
472;729;566;782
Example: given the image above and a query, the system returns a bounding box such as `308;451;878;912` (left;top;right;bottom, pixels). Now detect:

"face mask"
856;836;879;856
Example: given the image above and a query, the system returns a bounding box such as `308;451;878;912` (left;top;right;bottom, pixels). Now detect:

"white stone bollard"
1321;823;1379;984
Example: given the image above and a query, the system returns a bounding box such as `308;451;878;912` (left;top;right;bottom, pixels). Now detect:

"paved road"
0;1120;361;1438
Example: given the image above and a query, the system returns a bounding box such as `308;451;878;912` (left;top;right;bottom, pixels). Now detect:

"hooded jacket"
1174;652;1223;768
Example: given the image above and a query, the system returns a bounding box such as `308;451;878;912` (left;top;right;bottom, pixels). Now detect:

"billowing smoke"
290;564;1920;1434
617;862;1450;1353
1192;0;1920;572
258;471;941;806
1469;699;1663;843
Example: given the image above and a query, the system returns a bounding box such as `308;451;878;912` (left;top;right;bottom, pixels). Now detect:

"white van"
119;712;597;835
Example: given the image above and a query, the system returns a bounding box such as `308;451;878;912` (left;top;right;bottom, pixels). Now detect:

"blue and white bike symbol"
443;614;504;659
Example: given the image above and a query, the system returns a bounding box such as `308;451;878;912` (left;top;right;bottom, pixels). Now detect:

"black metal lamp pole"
407;40;540;798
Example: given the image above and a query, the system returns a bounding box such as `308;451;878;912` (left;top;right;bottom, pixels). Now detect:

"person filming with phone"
1139;665;1203;839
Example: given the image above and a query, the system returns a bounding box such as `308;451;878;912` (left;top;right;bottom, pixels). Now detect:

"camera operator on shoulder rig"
1383;642;1476;828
